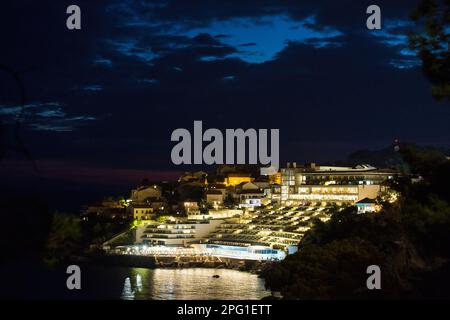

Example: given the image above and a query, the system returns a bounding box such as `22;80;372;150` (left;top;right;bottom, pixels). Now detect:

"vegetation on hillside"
262;144;450;299
409;0;450;100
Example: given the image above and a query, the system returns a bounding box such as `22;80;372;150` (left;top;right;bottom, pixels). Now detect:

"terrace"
205;203;336;250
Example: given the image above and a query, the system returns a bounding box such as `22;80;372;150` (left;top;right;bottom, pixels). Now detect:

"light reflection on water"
120;268;270;300
121;277;134;300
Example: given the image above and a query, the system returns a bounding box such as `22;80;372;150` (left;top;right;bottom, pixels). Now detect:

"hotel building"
274;163;395;205
136;219;224;246
122;163;397;261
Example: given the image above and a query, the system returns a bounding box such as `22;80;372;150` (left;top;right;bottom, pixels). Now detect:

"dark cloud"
120;0;418;32
1;0;448;177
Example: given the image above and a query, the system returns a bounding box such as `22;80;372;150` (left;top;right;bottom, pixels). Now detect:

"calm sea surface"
1;263;271;300
119;268;271;300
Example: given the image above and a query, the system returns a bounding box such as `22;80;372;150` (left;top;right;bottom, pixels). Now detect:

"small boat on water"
212;274;220;278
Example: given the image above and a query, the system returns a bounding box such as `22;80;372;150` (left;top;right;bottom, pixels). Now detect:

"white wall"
357;185;381;201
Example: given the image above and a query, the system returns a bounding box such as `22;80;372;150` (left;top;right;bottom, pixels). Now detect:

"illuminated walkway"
111;244;285;261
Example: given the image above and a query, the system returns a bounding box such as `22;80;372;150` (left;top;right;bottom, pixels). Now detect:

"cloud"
35;108;66;118
2;0;447;171
29;124;74;132
93;58;113;67
82;85;104;92
222;75;236;81
172;15;342;63
0;102;61;117
367;18;421;69
138;78;160;85
107;39;160;62
0;101;96;132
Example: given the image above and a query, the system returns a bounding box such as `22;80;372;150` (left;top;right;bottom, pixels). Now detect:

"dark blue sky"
1;0;449;187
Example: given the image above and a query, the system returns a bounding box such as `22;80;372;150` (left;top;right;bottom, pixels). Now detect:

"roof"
183;199;199;203
356;197;377;204
132;204;154;209
227;173;252;177
209;183;227;189
283;163;396;175
206;190;223;195
104;207;127;213
136;185;161;191
143;196;163;202
238;181;260;189
239;189;264;194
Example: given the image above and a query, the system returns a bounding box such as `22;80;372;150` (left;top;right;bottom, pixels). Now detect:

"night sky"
1;1;449;207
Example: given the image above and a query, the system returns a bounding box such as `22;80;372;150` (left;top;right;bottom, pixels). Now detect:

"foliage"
346;145;408;172
300;206;402;251
262;238;390;299
398;142;448;177
176;182;204;201
401;195;450;257
106;229;135;247
44;212;83;266
409;0;450;100
223;193;238;208
0;194;52;263
156;215;169;223
199;199;213;214
262;145;450;299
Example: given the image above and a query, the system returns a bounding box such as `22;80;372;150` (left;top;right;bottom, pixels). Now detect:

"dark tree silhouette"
223;193;238;208
0;64;36;168
262;146;450;299
409;0;450;100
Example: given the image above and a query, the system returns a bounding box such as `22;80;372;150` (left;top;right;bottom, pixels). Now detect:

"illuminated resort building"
205;203;333;258
136;219;223;246
115;162;397;261
225;173;254;186
274;163;395;205
198;163;396;260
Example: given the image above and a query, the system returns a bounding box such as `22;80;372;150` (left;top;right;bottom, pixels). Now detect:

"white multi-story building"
275;163;395;205
136;219;224;246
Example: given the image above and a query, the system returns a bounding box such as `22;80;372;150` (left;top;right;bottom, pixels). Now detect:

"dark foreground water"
120;268;270;300
1;263;270;300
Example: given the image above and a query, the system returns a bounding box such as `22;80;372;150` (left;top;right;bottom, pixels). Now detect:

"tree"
156;215;168;223
223;193;238;208
44;212;83;266
199;199;213;214
262;147;450;299
262;238;392;299
0;194;52;263
398;142;447;177
409;0;450;100
140;178;151;186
